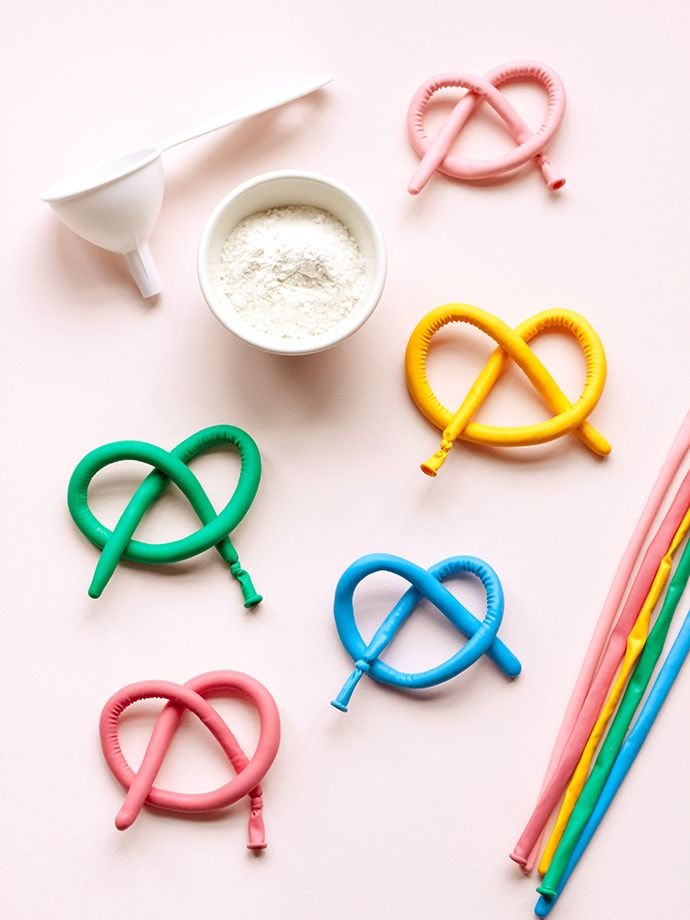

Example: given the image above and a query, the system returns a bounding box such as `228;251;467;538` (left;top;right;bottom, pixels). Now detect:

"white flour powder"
218;205;367;339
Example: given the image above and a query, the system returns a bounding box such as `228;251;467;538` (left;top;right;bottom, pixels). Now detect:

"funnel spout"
124;244;160;298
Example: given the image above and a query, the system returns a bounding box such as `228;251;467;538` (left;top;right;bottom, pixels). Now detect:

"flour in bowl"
218;205;367;339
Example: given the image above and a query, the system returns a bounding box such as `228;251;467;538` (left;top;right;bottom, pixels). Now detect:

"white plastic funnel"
42;75;332;298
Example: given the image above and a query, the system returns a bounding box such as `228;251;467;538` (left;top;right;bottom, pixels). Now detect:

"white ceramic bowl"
197;170;387;355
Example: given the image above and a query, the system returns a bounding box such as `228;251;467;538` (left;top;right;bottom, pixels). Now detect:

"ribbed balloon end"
421;444;451;477
509;850;528;868
536;884;556;899
247;801;266;849
230;562;261;609
543;165;565;191
536;154;565;193
331;664;368;711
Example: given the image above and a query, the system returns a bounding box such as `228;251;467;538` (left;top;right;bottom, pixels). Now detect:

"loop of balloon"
405;304;611;477
99;670;280;850
67;424;262;606
330;553;521;712
407;61;566;195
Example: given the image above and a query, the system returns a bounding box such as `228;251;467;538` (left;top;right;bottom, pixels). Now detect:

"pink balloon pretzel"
407;61;566;195
99;670;281;850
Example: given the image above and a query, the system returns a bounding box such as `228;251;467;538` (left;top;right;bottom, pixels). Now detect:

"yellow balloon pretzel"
404;304;611;477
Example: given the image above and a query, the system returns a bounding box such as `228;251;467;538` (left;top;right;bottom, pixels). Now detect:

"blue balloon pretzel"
331;554;521;712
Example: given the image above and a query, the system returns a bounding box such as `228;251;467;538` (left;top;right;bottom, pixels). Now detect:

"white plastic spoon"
42;74;333;297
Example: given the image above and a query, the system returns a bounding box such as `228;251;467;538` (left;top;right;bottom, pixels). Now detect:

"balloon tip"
114;812;132;831
536;885;556;899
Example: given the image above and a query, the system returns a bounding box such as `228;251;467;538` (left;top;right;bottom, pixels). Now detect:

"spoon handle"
156;73;332;153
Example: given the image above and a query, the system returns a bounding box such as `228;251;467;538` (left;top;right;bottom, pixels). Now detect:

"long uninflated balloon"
515;411;690;871
534;605;690;916
512;462;690;866
538;508;690;878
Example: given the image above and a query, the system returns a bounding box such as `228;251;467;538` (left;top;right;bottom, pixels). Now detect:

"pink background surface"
4;1;690;918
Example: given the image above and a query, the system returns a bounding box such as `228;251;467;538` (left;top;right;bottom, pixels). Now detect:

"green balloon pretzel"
67;425;262;606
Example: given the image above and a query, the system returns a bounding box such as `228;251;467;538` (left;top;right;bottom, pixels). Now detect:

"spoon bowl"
43;149;164;297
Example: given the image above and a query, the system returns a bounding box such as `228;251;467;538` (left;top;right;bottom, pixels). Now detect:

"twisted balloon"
67;424;262;605
100;670;280;849
405;304;610;476
331;553;521;712
407;61;566;195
